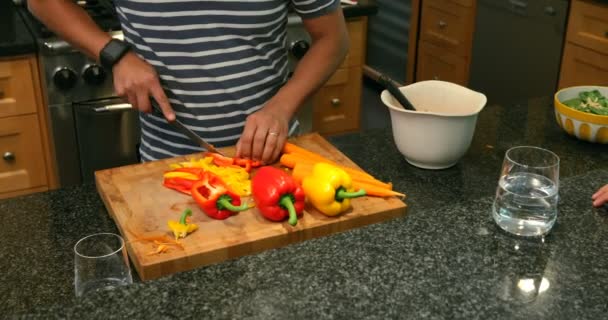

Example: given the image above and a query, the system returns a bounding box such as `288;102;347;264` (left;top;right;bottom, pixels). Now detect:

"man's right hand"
113;52;175;121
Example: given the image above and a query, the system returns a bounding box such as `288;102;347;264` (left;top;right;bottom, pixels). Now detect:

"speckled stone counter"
2;97;608;319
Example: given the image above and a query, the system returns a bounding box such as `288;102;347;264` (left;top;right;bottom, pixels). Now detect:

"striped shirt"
113;0;340;161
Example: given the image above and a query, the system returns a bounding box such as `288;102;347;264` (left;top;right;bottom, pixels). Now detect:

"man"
28;0;349;164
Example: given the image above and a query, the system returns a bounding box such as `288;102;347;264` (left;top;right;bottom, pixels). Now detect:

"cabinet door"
340;17;367;69
416;41;468;85
312;67;362;135
0;115;48;195
566;0;608;55
420;0;475;57
558;43;608;89
0;59;38;118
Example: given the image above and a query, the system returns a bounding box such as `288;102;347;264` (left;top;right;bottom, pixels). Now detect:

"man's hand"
235;101;290;164
592;184;608;207
113;52;175;121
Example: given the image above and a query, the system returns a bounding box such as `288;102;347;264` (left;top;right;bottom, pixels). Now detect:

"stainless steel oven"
73;99;140;182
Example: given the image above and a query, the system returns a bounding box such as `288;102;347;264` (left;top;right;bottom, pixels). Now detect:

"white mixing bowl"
381;80;487;169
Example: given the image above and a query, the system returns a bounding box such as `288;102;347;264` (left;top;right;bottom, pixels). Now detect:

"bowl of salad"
554;86;608;143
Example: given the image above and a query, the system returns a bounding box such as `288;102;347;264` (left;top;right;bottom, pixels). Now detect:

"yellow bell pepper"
167;209;198;240
302;163;366;216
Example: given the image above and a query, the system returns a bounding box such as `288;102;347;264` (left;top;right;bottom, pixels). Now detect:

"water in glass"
493;172;558;236
492;146;559;237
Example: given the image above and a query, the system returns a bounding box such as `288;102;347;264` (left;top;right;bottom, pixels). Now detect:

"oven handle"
93;103;133;112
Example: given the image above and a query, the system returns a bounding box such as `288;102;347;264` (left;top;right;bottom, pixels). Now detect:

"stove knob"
290;40;310;60
83;64;107;86
53;67;77;91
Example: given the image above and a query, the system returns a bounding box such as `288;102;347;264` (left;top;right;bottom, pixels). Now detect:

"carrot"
280;154;374;180
283;142;331;163
353;182;406;198
283;142;373;175
292;163;393;190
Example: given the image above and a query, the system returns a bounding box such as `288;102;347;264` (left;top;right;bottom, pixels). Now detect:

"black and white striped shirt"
113;0;340;161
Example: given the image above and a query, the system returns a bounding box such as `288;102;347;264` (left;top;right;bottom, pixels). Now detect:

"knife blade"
150;104;225;156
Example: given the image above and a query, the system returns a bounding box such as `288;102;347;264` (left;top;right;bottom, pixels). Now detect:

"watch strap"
99;39;131;70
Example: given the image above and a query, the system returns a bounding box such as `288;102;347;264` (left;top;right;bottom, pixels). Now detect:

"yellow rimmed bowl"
554;86;608;144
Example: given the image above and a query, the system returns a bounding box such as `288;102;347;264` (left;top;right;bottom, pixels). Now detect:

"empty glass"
492;146;560;237
74;233;133;297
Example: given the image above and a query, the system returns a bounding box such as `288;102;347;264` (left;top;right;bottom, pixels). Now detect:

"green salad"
562;90;608;116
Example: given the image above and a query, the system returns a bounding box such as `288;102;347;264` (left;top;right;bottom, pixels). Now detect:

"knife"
151;104;225;156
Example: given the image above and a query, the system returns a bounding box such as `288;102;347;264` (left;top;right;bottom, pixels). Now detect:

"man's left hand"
235;103;290;164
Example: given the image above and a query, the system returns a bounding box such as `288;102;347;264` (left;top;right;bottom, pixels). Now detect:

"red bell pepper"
191;172;249;220
251;166;305;226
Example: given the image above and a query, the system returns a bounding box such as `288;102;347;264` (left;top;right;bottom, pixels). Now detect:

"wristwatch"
99;39;132;70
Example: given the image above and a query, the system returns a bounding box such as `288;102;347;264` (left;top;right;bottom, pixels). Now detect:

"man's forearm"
271;9;350;116
28;0;112;59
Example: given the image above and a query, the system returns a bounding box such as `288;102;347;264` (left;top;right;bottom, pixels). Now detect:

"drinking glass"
74;233;133;297
492;146;560;237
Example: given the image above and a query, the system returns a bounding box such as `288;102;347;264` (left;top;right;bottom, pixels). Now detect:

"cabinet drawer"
566;0;608;55
420;0;475;56
339;17;367;69
0;115;48;194
312;67;362;135
558;43;608;89
0;58;38;118
416;41;469;85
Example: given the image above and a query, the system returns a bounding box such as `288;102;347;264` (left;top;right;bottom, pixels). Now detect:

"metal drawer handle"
331;98;341;106
3;152;15;162
509;0;527;9
438;20;447;29
433;75;440;80
93;103;132;112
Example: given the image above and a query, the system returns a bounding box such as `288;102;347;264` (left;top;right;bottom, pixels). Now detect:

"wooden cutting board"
95;133;407;280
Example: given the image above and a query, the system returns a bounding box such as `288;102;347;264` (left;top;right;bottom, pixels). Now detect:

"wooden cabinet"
312;17;367;135
416;40;468;84
558;0;608;88
406;0;477;86
0;59;38;118
0;56;56;199
0;115;48;194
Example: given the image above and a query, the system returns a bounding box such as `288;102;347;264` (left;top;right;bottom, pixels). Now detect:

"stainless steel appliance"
468;0;568;105
17;0;312;187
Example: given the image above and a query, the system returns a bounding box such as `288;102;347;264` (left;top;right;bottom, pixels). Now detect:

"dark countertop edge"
0;43;37;58
0;2;37;58
343;2;378;18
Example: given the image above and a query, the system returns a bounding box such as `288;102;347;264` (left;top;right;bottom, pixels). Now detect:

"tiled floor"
360;77;392;130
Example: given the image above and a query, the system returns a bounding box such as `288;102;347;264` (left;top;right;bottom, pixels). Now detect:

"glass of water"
492;146;560;237
74;233;133;297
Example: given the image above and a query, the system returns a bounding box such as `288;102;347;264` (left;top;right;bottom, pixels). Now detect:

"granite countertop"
2;97;608;318
0;1;36;57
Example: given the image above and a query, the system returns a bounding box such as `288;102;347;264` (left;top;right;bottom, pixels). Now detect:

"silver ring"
268;131;279;136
